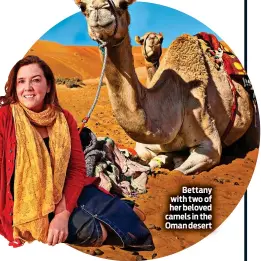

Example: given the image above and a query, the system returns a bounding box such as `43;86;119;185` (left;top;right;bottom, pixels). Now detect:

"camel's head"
135;32;163;63
75;0;135;44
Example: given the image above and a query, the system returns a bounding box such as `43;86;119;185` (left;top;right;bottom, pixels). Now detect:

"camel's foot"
135;141;220;175
149;152;188;170
135;142;159;162
175;143;220;175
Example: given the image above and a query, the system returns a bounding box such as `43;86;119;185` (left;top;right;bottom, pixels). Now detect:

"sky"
40;2;219;48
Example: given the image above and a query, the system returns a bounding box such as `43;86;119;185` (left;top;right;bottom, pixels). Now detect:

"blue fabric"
65;185;154;250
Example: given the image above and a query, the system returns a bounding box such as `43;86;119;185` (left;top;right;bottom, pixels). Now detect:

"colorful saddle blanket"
196;32;255;102
196;32;246;76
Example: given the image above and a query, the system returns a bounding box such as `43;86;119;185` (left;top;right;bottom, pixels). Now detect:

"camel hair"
75;0;255;175
135;32;163;86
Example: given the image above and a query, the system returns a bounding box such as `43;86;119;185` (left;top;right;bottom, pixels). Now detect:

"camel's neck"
145;61;159;85
103;35;147;135
99;34;187;144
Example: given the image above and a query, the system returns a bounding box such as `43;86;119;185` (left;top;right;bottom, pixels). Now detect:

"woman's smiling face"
16;63;50;112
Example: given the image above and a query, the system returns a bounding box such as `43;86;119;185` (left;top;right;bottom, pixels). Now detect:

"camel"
135;32;163;86
75;0;255;175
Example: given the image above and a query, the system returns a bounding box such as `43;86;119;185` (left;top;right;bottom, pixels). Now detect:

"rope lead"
78;45;108;134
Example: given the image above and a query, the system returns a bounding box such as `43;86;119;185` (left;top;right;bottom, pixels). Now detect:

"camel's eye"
80;2;87;12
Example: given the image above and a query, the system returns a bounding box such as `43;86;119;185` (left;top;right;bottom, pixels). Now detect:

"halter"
108;0;118;37
92;0;121;49
79;0;124;133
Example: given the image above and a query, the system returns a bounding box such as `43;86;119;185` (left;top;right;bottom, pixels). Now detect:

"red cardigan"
0;105;97;242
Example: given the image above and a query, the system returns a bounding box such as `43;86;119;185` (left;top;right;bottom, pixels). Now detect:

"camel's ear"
159;32;164;44
135;36;144;45
119;0;136;10
75;0;87;14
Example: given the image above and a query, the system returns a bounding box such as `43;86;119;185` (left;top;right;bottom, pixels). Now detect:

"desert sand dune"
27;40;257;260
26;40;158;80
26;40;101;79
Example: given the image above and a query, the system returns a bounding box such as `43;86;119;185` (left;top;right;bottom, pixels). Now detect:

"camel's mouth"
86;2;117;41
77;0;134;44
90;21;116;41
88;8;117;41
144;42;162;58
144;48;154;58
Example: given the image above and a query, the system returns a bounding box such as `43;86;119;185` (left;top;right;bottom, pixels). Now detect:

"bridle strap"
107;0;118;38
79;0;121;132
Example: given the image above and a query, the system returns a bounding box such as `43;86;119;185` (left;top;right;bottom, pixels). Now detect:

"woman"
0;55;154;250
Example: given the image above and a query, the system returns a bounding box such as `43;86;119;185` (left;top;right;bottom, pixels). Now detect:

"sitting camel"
75;0;256;175
135;32;163;86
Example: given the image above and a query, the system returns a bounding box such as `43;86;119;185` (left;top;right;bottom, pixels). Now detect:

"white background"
0;0;260;260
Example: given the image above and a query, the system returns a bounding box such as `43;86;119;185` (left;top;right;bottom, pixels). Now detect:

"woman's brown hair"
0;55;61;109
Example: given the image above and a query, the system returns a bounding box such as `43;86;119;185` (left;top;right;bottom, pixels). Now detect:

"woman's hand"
47;210;70;246
47;195;70;246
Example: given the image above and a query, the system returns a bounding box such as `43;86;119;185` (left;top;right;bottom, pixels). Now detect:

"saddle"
196;32;255;103
196;32;257;143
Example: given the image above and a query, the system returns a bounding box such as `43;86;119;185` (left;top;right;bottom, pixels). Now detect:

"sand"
57;82;258;261
26;40;258;260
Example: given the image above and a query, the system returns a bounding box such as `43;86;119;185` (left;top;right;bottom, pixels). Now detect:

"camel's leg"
135;142;172;169
175;139;221;175
135;142;160;161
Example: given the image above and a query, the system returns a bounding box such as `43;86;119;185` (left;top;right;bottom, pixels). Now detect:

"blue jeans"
65;185;154;250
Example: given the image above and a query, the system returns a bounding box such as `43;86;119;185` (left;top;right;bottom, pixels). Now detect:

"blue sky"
40;2;219;48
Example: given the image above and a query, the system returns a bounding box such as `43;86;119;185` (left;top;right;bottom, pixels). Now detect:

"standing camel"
135;32;163;86
74;0;254;175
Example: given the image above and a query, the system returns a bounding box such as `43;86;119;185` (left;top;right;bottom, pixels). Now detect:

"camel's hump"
162;33;209;85
170;34;197;47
